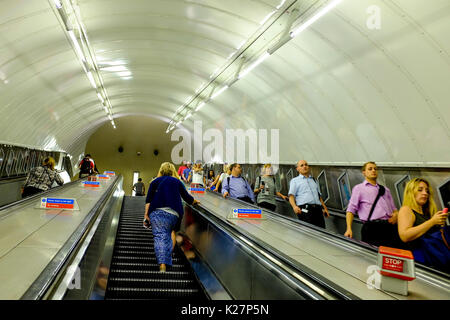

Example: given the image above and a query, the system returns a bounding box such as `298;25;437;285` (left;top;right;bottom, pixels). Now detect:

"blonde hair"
262;164;273;175
362;161;376;171
402;178;437;217
43;157;56;170
157;162;180;179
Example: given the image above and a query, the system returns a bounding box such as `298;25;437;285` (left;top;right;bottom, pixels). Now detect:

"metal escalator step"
114;250;160;256
111;262;186;268
107;278;196;289
109;269;191;279
106;287;199;299
116;234;152;238
116;234;153;239
115;245;154;250
114;241;154;246
114;256;180;262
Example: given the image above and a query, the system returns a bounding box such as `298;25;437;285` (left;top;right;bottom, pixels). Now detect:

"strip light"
166;0;343;133
290;0;342;38
238;52;270;79
210;85;229;100
52;0;117;129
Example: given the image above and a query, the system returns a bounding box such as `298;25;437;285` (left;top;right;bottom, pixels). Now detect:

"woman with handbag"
22;157;64;198
143;162;200;272
398;178;449;272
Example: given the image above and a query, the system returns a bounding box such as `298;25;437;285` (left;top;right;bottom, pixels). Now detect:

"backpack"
80;158;93;174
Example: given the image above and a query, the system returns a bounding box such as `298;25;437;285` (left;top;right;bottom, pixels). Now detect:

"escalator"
105;196;208;300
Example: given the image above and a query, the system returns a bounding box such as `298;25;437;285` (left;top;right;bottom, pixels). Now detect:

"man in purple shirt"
344;162;401;248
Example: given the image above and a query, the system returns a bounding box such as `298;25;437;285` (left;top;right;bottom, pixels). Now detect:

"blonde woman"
209;164;231;193
398;178;449;271
22;157;64;198
144;162;199;272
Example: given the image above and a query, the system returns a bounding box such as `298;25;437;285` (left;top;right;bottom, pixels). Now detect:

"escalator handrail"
0;175;88;214
20;175;123;300
185;200;360;300
203;190;450;288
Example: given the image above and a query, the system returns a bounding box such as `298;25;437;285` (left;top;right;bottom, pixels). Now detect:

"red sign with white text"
382;256;404;273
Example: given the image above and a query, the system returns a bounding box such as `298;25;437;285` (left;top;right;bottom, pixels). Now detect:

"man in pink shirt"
344;162;401;248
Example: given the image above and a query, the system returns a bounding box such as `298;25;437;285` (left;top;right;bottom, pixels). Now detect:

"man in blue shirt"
288;160;329;228
222;163;255;204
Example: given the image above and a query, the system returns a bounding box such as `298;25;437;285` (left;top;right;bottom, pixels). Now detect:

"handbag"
413;225;450;273
361;185;403;248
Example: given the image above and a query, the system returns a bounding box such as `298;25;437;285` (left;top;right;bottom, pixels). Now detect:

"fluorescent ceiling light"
238;51;270;79
68;30;85;62
108;114;113;121
290;0;342;38
97;92;104;103
53;0;63;9
101;66;128;72
86;71;97;88
276;0;286;9
117;71;132;77
236;40;246;50
195;102;206;111
260;10;276;25
185;113;192;120
210;85;229;100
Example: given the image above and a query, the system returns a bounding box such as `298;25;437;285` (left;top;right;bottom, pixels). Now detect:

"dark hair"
229;163;240;171
207;170;215;179
85;154;91;158
138;178;142;182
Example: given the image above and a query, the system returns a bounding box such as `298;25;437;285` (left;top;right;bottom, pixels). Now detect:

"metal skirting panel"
181;208;309;300
62;179;124;300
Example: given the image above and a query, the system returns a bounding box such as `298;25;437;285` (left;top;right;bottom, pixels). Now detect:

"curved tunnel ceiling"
0;0;449;167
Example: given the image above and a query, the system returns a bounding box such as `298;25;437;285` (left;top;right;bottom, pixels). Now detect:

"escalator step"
114;256;180;262
106;287;199;299
109;269;191;279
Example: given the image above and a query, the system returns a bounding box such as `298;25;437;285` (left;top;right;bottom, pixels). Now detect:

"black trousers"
297;204;325;229
361;220;405;248
237;196;254;204
258;201;277;212
22;186;43;198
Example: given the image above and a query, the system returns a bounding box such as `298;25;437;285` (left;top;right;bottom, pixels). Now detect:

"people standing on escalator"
288;160;330;228
206;170;216;190
78;154;99;178
181;161;192;183
209;163;230;193
177;160;188;177
344;162;401;248
22;157;64;198
254;164;288;212
188;160;206;187
222;163;255;204
144;162;200;272
397;178;449;272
